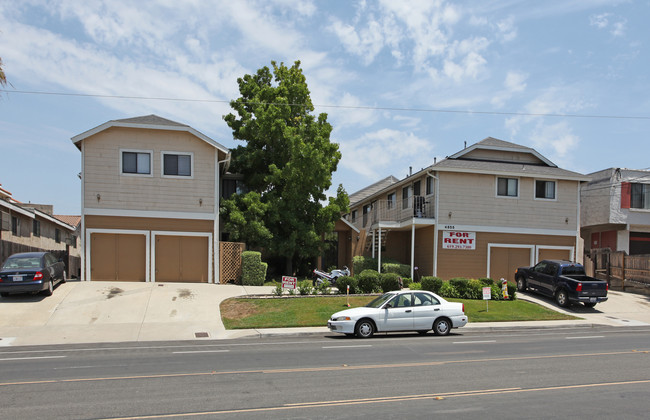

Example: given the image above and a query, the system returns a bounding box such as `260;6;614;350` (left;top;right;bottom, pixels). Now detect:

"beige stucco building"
340;138;590;281
72;115;230;283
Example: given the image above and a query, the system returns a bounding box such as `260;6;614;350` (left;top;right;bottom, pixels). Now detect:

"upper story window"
497;177;518;197
413;180;421;196
535;180;556;200
387;193;396;209
121;150;152;175
33;219;41;237
55;228;61;243
631;183;650;209
426;177;434;195
162;152;193;177
11;216;19;236
351;210;357;223
402;186;412;209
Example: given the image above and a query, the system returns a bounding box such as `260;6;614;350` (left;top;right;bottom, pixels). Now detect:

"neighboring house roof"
71;114;229;154
349;175;400;206
449;136;557;167
0;199;76;231
54;215;81;228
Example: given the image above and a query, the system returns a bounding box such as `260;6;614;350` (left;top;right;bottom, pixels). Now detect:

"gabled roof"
54;215;81;228
71;114;229;153
449;137;556;167
349;175;399;206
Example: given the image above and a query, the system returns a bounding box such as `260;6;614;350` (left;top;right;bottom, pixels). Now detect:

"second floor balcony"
349;196;435;230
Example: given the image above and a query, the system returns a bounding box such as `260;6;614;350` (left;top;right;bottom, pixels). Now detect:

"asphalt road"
1;327;650;419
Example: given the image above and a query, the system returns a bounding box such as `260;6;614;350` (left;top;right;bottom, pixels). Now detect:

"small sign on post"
282;276;297;290
482;286;492;312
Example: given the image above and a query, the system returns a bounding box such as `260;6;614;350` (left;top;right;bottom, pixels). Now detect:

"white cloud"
589;13;610;29
491;71;528;107
495;15;517;42
589;12;626;37
339;128;432;179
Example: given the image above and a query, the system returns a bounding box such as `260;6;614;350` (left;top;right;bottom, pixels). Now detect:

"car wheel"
516;276;527;292
433;318;451;336
43;280;54;296
61;271;67;284
355;319;374;338
0;292;9;298
583;302;597;308
555;289;569;308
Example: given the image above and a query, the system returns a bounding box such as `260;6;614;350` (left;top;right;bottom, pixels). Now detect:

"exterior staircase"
364;229;389;252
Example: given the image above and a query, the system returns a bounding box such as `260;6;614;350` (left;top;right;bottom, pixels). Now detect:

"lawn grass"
220;295;578;329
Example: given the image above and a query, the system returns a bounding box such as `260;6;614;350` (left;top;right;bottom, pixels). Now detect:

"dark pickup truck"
515;260;608;308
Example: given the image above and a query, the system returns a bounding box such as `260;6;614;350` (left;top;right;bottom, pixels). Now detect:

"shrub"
466;279;483;300
420;276;443;293
298;280;313;295
382;263;410;277
335;276;358;294
401;277;412;288
273;282;283;296
357;269;381;293
380;272;401;292
449;277;470;298
409;282;422;290
352;256;377;275
241;251;267;286
439;281;459;298
479;278;494;286
315;280;331;295
508;281;517;300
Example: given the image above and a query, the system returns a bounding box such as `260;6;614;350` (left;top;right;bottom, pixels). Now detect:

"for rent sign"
442;231;476;250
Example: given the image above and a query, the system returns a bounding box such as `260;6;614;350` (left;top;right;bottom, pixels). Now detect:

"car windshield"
2;257;42;269
365;293;396;308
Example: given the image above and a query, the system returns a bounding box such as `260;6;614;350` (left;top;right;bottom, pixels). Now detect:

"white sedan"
328;290;468;338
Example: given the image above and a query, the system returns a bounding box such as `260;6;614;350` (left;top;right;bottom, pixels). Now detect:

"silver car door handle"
405;310;412;313
434;308;440;311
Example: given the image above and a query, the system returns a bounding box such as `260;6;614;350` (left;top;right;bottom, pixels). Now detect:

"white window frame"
161;151;194;179
534;179;557;201
495;176;519;199
120;148;153;177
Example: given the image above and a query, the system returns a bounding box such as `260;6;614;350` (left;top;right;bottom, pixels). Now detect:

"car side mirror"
384;303;392;309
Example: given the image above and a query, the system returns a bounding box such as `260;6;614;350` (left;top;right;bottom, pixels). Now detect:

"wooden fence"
219;241;245;284
0;240;81;279
585;249;650;295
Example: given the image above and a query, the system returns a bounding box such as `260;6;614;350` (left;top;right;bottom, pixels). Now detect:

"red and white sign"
442;231;476;250
282;276;297;289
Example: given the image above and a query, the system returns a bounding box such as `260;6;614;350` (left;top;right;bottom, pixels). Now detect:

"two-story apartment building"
72;115;230;283
342;137;590;281
581;168;650;255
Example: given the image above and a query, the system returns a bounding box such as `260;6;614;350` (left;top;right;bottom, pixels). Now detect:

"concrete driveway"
0;281;275;346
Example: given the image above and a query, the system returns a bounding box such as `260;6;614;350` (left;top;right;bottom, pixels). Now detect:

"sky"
1;0;649;216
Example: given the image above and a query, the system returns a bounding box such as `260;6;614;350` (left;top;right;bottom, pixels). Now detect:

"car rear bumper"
0;281;48;295
450;315;468;328
573;296;608;304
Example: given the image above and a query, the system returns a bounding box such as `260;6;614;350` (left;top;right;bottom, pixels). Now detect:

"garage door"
538;248;572;261
91;233;146;281
155;235;209;282
490;247;532;282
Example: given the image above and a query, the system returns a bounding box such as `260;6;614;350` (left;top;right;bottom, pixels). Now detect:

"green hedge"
382;263;410;277
433;277;517;300
420;276;443;293
380;272;401;292
357;270;381;293
241;251;267;286
335;276;358;294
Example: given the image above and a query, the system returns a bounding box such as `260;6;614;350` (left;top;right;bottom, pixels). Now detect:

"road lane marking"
172;350;230;354
453;340;496;344
97;380;650;419
0;355;66;362
321;345;372;349
1;349;648;387
565;336;605;340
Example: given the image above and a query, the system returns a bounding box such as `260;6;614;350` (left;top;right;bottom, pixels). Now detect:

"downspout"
81;142;87;281
428;171;439;277
410;222;415;279
215;151;231;285
576;181;581;263
378;226;382;273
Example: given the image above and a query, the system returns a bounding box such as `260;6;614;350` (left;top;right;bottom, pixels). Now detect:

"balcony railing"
349;196;435;230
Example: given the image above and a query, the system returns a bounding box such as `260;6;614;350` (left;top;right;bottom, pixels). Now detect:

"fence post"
621;253;626;292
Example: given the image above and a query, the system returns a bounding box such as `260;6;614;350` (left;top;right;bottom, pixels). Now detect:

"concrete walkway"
0;281;648;347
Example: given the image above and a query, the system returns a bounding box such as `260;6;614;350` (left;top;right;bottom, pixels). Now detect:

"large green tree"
0;57;7;87
222;61;349;275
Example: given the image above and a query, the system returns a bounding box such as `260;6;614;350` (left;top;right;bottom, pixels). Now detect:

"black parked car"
0;252;66;297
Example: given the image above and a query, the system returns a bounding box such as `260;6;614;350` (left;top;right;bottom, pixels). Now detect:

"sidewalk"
0;282;648;347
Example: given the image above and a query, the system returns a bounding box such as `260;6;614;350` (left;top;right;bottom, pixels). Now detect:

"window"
362;204;371;226
402;186;412;209
122;151;151;175
631;183;650;209
413;292;439;306
387;193;396;209
55;228;61;244
163;152;192;177
33;219;41;237
497;177;518;197
11;216;19;236
351;210;357;223
413;180;421;196
426;177;434;195
535;180;556;200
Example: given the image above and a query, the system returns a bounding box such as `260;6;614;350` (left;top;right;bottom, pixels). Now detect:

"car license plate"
12;275;24;282
589;297;597;303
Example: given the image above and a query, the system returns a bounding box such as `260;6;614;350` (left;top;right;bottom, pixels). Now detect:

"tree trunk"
285;256;294;276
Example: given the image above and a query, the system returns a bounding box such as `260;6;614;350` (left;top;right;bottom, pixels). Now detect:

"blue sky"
1;0;648;215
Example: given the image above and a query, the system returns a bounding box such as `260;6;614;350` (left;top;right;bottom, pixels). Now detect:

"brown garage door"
490;247;532;282
155;235;209;283
91;233;146;281
538;248;572;261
